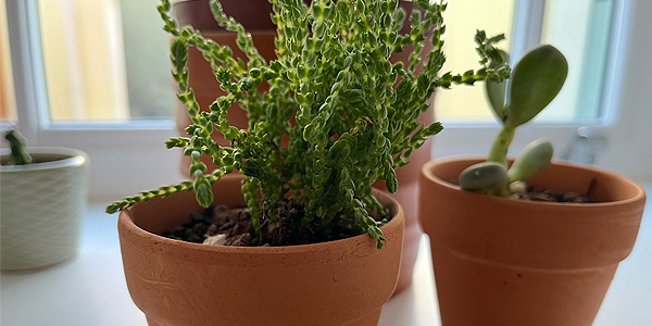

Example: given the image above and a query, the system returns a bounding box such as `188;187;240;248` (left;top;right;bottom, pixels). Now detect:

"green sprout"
4;130;32;165
107;0;510;248
459;45;568;196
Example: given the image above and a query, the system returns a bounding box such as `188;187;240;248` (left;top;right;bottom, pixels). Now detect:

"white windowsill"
1;184;651;326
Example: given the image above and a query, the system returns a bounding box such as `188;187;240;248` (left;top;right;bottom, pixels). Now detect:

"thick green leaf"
459;162;508;192
484;47;509;123
486;80;507;122
504;45;568;128
507;138;553;182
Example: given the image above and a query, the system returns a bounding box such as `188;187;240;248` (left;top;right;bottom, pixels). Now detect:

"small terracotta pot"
118;175;404;326
173;0;434;295
418;157;646;326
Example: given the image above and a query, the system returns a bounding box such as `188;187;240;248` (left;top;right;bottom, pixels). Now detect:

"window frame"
4;0;652;200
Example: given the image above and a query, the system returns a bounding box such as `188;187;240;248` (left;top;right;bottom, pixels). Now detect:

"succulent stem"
487;127;515;167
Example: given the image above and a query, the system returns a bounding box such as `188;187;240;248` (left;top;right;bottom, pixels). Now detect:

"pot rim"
119;186;404;254
0;147;88;172
422;155;646;209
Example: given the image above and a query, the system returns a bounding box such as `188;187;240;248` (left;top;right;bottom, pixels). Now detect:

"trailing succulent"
107;0;510;248
459;45;568;196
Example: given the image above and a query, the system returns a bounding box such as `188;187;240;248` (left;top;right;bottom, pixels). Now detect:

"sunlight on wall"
38;0;129;121
434;0;516;123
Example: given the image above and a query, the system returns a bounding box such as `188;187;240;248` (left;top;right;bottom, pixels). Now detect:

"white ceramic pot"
1;147;89;270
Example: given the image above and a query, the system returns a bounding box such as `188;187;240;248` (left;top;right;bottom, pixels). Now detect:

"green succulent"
4;130;32;165
107;0;510;248
459;44;568;196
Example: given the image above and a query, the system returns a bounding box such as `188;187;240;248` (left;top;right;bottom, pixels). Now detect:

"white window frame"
4;0;652;201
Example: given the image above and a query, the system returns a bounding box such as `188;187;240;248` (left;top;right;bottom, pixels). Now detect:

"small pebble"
510;181;528;193
204;234;227;246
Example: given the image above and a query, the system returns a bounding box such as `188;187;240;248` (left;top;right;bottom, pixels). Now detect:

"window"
38;0;130;121
37;0;175;122
436;0;615;124
4;0;651;200
435;0;517;122
4;0;180;199
0;0;16;124
539;0;615;123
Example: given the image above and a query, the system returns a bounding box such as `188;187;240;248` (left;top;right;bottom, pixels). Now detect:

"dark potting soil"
161;201;366;247
508;180;594;203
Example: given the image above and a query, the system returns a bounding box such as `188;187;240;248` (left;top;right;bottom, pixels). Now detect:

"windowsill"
2;184;651;325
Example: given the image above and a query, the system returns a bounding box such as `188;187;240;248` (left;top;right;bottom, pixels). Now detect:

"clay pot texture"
418;157;646;326
173;0;434;295
118;175;404;326
1;147;89;270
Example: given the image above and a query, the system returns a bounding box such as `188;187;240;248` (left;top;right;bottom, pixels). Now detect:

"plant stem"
487;127;514;197
487;127;515;167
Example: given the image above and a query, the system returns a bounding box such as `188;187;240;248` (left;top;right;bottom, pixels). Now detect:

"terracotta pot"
118;175;404;326
1;147;90;270
173;0;434;295
418;157;647;326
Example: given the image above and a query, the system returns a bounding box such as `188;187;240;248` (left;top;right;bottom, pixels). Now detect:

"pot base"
145;308;381;326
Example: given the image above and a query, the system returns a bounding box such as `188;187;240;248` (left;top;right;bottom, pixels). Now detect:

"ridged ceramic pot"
173;0;434;295
1;147;90;270
119;175;404;326
418;157;646;326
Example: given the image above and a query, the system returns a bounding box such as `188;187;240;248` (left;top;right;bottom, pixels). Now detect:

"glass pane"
37;0;174;122
0;0;17;124
434;0;516;123
538;0;614;123
436;0;614;125
119;0;176;119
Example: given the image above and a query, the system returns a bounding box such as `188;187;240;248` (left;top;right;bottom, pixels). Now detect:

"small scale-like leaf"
195;182;214;208
242;160;264;179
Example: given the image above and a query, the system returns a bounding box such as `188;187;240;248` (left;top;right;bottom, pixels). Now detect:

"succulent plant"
107;0;511;248
4;130;32;166
459;44;568;196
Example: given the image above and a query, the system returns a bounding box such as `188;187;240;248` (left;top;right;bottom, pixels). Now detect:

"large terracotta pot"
173;0;434;295
118;175;404;326
1;147;89;270
418;157;647;326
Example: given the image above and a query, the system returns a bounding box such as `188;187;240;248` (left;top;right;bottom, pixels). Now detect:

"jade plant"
459;45;568;196
3;130;32;165
106;0;510;248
